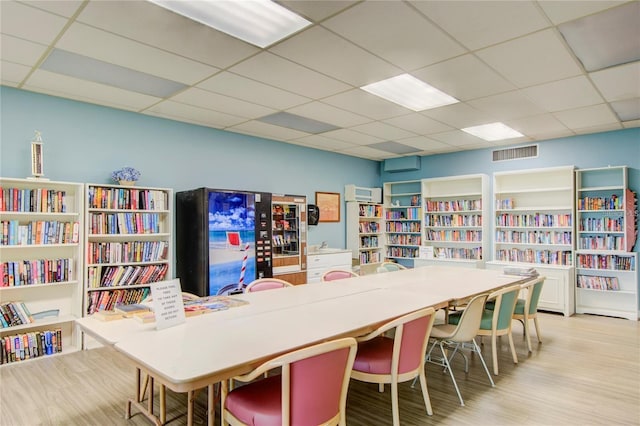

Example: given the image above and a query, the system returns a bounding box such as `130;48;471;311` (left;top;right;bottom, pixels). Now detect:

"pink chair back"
397;313;434;374
245;278;292;293
322;269;357;282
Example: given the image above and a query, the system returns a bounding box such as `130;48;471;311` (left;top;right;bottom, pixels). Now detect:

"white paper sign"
419;246;434;259
150;279;186;330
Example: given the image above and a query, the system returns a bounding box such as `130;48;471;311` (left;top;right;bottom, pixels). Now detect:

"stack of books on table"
503;266;539;278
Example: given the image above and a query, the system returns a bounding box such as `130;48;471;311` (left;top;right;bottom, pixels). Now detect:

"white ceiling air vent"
492;145;538;162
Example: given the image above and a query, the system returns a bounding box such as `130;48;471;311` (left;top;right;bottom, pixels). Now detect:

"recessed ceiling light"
462;122;524;141
360;74;459;111
147;0;311;48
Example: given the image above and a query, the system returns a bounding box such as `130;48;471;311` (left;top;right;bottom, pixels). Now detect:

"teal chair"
448;284;521;375
376;261;407;273
513;276;545;352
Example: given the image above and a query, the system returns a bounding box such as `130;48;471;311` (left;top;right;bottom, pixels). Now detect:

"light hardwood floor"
1;312;638;425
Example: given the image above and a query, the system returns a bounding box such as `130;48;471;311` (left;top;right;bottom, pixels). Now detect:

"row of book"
577;195;623;211
1;258;74;287
426;199;482;212
433;246;482;260
496;213;572;228
385;221;421;233
386;247;419;259
577;254;635;271
385;207;421;220
358;251;381;265
0;329;62;364
386;234;421;246
495;198;516;210
577;275;620;291
86;287;150;315
425;213;482;227
495;230;572;245
579;217;624;232
0;301;33;328
87;263;169;288
578;236;625;251
87;241;169;264
358;221;380;233
358;204;383;218
87;187;167;211
0;187;68;213
1;220;79;246
88;212;161;235
495;249;573;266
427;230;482;242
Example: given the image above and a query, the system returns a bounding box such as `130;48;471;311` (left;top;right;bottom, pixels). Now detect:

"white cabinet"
307;251;352;284
575;166;638;320
491;166;576;316
1;178;84;363
421;174;489;267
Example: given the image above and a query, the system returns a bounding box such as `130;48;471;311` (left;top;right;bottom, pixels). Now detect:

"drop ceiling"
1;0;638;160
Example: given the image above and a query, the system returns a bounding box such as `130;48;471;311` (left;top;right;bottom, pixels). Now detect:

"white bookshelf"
486;166;576;316
0;177;84;363
419;174;489;268
346;201;384;268
383;180;422;263
575;166;638;320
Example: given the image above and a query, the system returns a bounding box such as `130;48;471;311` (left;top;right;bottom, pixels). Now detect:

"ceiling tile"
539;0;628;25
321;128;385;146
171;87;277;119
55;23;219;84
292;134;358;151
20;0;84;17
395;136;453;153
229;120;311;141
573;122;623;134
476;29;583;87
197;72;310;110
430;129;495;146
229;52;351;99
469;91;546;120
421;102;496;129
322;89;410;120
610;98;640;121
622;119;640;128
412;54;516;101
145;100;247;128
412;0;549;50
269;25;401;86
0;1;69;44
382;113;453;135
590;61;640;101
77;0;258;68
553;104;620;129
286;102;371;128
277;1;357;22
322;1;465;71
504;113;571;139
338;145;392;160
1;34;48;66
23;69;161;111
350;122;416;141
522;76;604;111
1;61;31;85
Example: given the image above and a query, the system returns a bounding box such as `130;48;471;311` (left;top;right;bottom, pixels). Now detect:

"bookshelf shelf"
575;166;638;320
1;177;84;364
487;166;576;317
84;184;173;318
383;181;422;264
346;198;384;269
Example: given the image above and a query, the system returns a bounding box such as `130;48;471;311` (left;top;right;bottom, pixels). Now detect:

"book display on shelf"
383;181;422;263
84;184;172;316
420;174;489;267
486;166;576;317
575;166;638;320
0;328;62;365
0;177;84;362
346;198;384;268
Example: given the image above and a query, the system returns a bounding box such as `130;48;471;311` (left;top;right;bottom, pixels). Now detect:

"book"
182;296;248;317
93;310;124;322
114;303;151;317
132;311;156;323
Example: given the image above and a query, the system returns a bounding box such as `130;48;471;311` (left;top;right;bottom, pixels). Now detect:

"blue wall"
0;86;381;248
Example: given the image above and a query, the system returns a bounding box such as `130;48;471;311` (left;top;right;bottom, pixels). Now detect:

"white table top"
90;266;525;392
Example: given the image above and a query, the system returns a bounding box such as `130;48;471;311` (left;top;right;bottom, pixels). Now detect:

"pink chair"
321;269;358;282
350;307;436;426
221;337;357;426
244;278;293;293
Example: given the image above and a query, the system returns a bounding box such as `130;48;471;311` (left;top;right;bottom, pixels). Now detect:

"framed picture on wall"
315;192;340;222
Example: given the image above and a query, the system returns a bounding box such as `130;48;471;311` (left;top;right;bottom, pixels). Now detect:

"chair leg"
533;316;543;343
523;316;533;352
508;331;518;365
439;341;465;406
379;383;384;392
491;333;498;375
418;368;433;416
391;381;400;426
472;339;495;388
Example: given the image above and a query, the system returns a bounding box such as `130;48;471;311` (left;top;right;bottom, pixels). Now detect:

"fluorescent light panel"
462;122;524;141
147;0;311;48
361;74;459;111
367;141;422;154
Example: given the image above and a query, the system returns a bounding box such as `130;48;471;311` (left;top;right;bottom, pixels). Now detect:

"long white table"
76;266;526;425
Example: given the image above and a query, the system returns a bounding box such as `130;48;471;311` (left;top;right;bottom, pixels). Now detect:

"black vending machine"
175;188;273;296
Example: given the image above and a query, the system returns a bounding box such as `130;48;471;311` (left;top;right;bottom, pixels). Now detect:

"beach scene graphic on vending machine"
207;191;256;296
